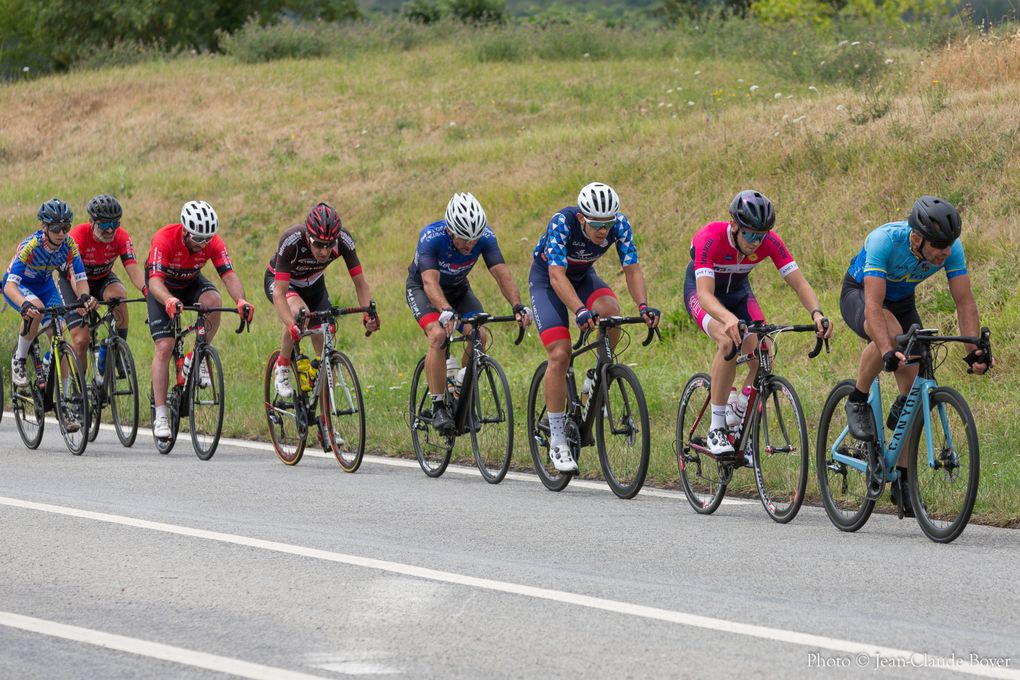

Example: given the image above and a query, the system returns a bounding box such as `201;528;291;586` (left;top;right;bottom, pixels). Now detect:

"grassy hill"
1;21;1017;524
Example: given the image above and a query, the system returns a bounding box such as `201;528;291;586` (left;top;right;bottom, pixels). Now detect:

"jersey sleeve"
480;229;505;269
67;238;87;283
543;213;570;269
117;230;138;266
339;228;362;277
862;229;893;279
147;231;169;280
206;236;234;277
273;233;295;281
613;215;639;267
764;233;799;277
416;232;441;272
6;238;34;285
690;227;716;279
944;240;968;280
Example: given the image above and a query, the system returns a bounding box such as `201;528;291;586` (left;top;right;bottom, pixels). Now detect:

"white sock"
155;405;169;420
15;336;31;360
548;411;566;447
711;404;728;430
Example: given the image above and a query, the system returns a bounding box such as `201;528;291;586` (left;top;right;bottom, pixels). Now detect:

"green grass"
1;22;1017;526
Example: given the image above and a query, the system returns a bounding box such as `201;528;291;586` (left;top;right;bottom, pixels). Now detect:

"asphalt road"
1;419;1017;679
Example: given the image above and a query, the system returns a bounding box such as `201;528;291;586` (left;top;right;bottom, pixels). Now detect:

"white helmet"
577;182;620;220
445;192;488;240
180;200;218;238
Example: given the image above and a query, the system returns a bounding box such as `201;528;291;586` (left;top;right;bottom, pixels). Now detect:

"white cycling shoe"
274;364;294;398
549;444;578;473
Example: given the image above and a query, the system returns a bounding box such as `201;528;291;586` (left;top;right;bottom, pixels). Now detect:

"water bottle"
296;355;312;392
308;358;320;389
40;351;52;388
453;366;467;398
181;351;193;386
446;357;459;394
97;343;108;377
580;369;595;410
887;394;907;430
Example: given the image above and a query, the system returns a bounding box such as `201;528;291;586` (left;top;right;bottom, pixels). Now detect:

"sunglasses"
310;238;336;250
188;234;213;246
96;220;120;231
740;229;768;244
927;239;952;250
584;217;615;230
46;222;72;234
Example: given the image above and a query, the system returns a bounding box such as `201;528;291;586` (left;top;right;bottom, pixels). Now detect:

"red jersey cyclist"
266;202;378;398
146;200;254;439
684;190;832;458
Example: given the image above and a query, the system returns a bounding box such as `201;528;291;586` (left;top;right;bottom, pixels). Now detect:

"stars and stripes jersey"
268;224;361;287
145;223;233;291
846;221;967;302
407;220;505;289
67;222;138;281
4;230;86;288
532;206;638;278
687;221;798;296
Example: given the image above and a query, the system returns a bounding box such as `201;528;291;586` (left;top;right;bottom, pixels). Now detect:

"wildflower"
749;85;759;92
774;93;782;99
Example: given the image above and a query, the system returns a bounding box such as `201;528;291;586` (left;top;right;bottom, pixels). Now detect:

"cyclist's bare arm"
272;279;297;327
783;269;832;338
148;277;173;307
219;270;246;305
863;276;896;355
548;265;584;313
948;274;992;370
421;269;451;312
351;272;374;309
622;262;648;310
124;261;147;294
487;263;523;308
695;276;740;346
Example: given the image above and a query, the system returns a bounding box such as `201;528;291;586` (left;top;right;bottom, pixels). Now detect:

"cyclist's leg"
300;277;330;358
406;278;447;400
6;281;46;355
529;265;571;415
576;271;620;346
147;274;182;411
452;285;484;367
57;276;90;372
100;273;130;338
193;274;222;341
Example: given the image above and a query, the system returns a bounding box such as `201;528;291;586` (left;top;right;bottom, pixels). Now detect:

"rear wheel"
151;385;181;455
321;351;366;473
595;364;650;499
108;337;139;447
752;375;809;523
13;345;45;449
189;345;225;461
86;345;102;443
470;356;514;484
816;380;875;532
264;350;306;465
409;357;453;477
526;361;572;492
907;387;979;544
54;341;89;456
675;373;727;514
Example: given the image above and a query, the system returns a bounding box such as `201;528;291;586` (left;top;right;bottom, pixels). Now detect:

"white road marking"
0;611;329;680
2;495;1014;680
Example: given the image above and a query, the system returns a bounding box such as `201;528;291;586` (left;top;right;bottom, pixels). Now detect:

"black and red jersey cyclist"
145;200;254;439
266;202;379;398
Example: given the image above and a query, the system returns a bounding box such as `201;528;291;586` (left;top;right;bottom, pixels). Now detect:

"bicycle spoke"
470;357;513;484
322;352;365;472
753;377;808;523
596;365;649;499
189;347;225;460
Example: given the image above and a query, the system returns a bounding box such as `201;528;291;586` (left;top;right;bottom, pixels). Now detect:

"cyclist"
684;189;831;459
146;200;254;439
3;199;97;430
266;202;378;399
57;194;146;384
840;196;991;512
529;182;660;473
406;192;531;434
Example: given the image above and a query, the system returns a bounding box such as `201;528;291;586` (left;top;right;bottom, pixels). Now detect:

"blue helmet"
38;198;73;226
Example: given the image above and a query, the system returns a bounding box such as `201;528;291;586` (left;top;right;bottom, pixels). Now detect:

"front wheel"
595;364;650;499
189;345;225;461
108;337;139;447
816;380;875;532
151;385;181;455
264;350;306;465
55;341;89;456
470;356;513;484
321;351;366;473
526;361;572;493
751;375;809;523
907;387;979;544
675;373;726;514
409;356;453;477
13;345;44;449
86;352;102;443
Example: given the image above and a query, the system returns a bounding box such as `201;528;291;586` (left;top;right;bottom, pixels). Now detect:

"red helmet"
305;202;342;241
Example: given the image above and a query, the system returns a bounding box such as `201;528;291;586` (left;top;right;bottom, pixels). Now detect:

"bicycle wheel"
189;345;225;461
816;380;876;532
907;386;979;544
150;385;180;455
264;350;306;465
86;346;102;443
409;357;453;477
526;361;572;492
321;350;366;473
751;375;809;523
675;373;726;514
54;341;89;456
13;346;45;449
107;337;139;447
470;356;513;484
0;357;4;424
595;364;650;499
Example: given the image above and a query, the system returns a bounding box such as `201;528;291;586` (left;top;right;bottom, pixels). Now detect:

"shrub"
446;0;507;26
402;0;442;24
219;17;336;63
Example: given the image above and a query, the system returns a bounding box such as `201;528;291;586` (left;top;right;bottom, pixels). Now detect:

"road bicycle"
527;315;659;499
675;321;828;522
149;303;250;460
265;301;375;471
409;313;524;483
83;297;144;447
11;301;91;454
817;324;991;543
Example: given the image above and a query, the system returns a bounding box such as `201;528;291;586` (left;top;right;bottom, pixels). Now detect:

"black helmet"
87;194;123;221
729;190;775;232
908;195;960;245
38;198;73;226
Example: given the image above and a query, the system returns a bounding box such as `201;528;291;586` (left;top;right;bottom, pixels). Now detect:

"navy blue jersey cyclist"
405;192;532;434
528;182;660;473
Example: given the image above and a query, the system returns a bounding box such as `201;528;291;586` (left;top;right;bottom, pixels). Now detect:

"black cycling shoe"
431;403;454;434
845;400;875;441
890;472;915;518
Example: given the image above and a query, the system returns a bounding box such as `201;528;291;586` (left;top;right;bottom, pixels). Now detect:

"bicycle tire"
595;364;650;499
264;349;306;465
751;375;809;523
816;379;876;532
526;361;572;492
107;337;139;447
13;343;45;449
86;346;102;442
470;355;513;484
322;350;366;473
907;386;979;544
676;373;727;514
151;385;180;455
54;340;89;456
409;356;453;477
189;345;225;461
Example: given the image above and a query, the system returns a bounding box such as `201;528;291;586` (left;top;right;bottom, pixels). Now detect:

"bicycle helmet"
908;195;960;245
86;194;123;221
577;182;620;220
445;192;488;240
729;190;775;232
38;198;73;226
305;202;343;241
180;200;218;238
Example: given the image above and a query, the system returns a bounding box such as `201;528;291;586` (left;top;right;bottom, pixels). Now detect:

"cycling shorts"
528;260;617;346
